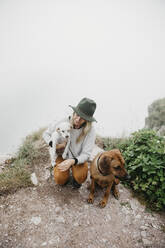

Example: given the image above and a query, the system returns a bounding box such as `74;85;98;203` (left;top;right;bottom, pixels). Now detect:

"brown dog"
87;149;128;208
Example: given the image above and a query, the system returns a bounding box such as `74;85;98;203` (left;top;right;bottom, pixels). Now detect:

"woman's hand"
57;159;75;172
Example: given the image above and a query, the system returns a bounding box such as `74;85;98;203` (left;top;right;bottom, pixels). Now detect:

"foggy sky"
0;0;165;154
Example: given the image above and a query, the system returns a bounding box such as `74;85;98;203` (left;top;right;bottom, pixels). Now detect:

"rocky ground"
0;146;165;248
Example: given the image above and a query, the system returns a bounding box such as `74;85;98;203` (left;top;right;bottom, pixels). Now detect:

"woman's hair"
70;113;92;143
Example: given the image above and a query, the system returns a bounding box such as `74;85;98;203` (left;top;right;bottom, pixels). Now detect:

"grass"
102;136;130;151
0;127;47;195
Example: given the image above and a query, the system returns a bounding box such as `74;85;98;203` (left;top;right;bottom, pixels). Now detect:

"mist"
0;0;165;154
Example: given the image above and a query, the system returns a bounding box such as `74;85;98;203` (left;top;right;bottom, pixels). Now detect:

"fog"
0;0;165;154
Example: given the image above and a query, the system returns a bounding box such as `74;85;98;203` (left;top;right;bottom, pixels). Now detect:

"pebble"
54;207;61;214
73;222;79;227
102;238;108;243
31;173;38;186
31;216;41;225
151;223;160;229
41;242;47;246
140;226;148;231
107;214;112;221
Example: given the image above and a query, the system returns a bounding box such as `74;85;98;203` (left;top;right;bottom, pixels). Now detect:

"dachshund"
87;149;129;208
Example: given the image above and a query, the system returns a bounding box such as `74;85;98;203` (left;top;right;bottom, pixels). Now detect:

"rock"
31;173;38;186
151;223;160;229
140;226;148;231
54;207;61;214
31;216;41;225
73;222;79;227
130;199;138;211
41;242;47;246
0;154;12;165
102;238;108;243
107;214;112;221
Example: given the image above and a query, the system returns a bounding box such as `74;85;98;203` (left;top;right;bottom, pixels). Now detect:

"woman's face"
73;113;86;129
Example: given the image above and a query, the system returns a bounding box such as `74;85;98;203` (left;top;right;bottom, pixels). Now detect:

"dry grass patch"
0;127;48;195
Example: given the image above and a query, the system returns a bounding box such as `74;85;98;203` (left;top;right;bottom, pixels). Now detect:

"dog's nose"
65;135;69;138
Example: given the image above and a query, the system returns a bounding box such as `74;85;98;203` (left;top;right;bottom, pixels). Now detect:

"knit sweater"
42;116;96;164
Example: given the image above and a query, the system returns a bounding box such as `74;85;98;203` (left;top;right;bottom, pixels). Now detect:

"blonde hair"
70;113;92;143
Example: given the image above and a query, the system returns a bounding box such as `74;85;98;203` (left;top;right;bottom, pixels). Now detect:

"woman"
43;97;97;188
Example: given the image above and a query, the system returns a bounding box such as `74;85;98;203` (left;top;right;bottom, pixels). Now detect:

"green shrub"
121;129;165;211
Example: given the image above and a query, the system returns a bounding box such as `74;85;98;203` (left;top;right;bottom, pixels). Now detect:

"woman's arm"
76;126;96;164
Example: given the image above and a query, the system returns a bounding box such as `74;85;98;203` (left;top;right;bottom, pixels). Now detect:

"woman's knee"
72;162;88;184
54;157;70;185
54;167;70;185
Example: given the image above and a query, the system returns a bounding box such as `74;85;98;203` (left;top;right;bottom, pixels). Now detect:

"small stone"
41;242;47;246
31;173;38;186
107;214;112;221
140;226;148;231
73;222;79;227
55;207;61;214
31;216;41;225
151;223;159;229
86;220;90;225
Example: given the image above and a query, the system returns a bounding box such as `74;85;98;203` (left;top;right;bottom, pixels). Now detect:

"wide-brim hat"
69;97;97;122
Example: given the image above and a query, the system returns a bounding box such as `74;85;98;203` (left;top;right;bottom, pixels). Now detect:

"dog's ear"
114;149;125;165
100;155;112;175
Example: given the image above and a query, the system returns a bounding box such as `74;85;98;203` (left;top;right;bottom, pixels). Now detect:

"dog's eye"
115;166;121;170
62;131;64;133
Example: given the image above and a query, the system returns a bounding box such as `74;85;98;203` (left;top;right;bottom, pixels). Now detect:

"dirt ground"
0;146;165;248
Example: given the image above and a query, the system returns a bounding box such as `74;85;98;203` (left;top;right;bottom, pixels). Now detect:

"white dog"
49;121;72;167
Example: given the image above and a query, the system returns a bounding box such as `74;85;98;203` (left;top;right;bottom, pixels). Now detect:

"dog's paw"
113;190;120;200
87;195;94;204
99;200;107;208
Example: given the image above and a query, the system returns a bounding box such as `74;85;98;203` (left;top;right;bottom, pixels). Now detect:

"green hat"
69;97;97;122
